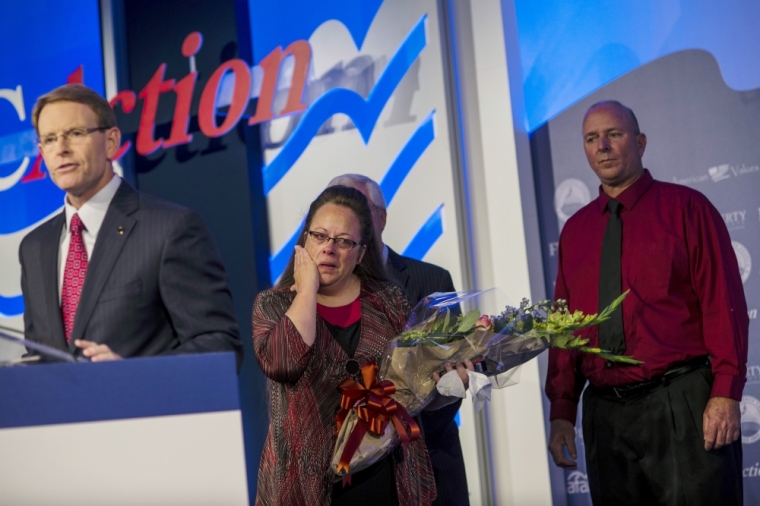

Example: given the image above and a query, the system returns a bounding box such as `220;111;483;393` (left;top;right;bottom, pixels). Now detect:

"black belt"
592;356;710;399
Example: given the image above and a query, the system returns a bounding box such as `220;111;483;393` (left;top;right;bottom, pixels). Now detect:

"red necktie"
61;213;89;343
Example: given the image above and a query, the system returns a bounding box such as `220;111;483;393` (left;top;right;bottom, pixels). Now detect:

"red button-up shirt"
546;170;749;423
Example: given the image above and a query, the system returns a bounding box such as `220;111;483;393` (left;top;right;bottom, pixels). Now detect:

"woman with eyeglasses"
252;185;436;506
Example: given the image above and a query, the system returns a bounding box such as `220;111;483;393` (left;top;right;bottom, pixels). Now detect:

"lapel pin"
118;226;124;235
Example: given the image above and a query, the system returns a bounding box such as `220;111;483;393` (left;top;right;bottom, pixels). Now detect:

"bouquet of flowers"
331;289;640;478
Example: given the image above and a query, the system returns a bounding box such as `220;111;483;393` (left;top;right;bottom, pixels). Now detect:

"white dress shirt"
58;175;122;302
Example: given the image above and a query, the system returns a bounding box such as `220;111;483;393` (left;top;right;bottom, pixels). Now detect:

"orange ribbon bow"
334;362;421;477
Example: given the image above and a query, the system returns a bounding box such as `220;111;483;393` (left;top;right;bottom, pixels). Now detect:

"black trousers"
331;455;399;506
583;366;743;506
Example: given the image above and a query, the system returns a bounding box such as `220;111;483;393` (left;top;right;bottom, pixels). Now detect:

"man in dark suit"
20;84;242;364
329;174;469;506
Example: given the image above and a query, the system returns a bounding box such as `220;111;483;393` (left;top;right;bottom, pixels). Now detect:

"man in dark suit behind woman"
329;174;470;506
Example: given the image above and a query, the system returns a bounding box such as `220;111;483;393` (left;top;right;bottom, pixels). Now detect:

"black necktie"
598;199;625;354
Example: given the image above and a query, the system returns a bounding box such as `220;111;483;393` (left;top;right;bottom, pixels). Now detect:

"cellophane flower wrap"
331;288;640;478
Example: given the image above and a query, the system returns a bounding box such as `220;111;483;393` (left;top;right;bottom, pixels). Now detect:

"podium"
0;353;249;506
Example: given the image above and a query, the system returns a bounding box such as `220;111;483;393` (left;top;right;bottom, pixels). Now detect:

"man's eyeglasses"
306;230;362;250
38;127;109;152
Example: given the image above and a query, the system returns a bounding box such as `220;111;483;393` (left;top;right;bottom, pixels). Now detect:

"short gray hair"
327;173;386;209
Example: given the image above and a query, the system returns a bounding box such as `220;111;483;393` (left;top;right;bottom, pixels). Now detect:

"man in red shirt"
545;100;748;505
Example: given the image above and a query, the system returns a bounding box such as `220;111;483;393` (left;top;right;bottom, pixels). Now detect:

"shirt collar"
64;174;122;235
596;169;654;213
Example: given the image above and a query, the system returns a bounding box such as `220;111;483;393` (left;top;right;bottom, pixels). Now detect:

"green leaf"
432;316;443;334
457;309;480;333
598;289;629;320
442;309;451;333
601;353;643;365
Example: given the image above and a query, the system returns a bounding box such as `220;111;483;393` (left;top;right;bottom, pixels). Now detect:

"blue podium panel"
0;352;240;428
0;353;249;506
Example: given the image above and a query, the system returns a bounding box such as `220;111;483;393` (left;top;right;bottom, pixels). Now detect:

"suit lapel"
41;213;67;349
385;247;410;294
69;182;139;348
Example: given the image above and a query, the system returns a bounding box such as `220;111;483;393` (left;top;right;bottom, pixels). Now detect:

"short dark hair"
586;100;640;134
32;84;117;134
276;185;387;289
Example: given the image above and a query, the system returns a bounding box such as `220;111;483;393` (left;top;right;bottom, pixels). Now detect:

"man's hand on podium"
74;339;123;362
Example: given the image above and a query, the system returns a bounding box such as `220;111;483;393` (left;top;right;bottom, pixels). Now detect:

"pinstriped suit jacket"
19;181;242;363
386;248;470;506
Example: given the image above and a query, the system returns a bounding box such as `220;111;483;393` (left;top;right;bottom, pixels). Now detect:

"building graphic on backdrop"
245;0;462;286
257;14;443;282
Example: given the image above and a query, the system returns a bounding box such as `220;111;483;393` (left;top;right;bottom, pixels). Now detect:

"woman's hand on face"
291;245;320;295
432;359;475;389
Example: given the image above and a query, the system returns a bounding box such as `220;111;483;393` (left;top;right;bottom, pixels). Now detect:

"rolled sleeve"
549;398;579;424
711;373;745;401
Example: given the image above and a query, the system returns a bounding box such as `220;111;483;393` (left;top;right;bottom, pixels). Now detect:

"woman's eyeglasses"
306;230;362;250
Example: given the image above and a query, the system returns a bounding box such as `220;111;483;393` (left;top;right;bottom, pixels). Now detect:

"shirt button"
606;362;612;368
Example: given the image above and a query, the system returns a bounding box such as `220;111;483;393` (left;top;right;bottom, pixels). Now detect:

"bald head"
584;100;640;135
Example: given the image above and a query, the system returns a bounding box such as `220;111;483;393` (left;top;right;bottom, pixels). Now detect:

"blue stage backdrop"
513;0;760;132
530;49;760;506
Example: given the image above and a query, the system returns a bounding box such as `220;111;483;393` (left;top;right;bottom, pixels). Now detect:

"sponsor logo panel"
723;210;747;231
744;462;760;478
672;174;709;185
708;163;760;183
741;395;760;445
709;164;732;182
747;364;760;385
672;163;760;185
554;178;590;225
732;241;752;284
566;471;589;495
